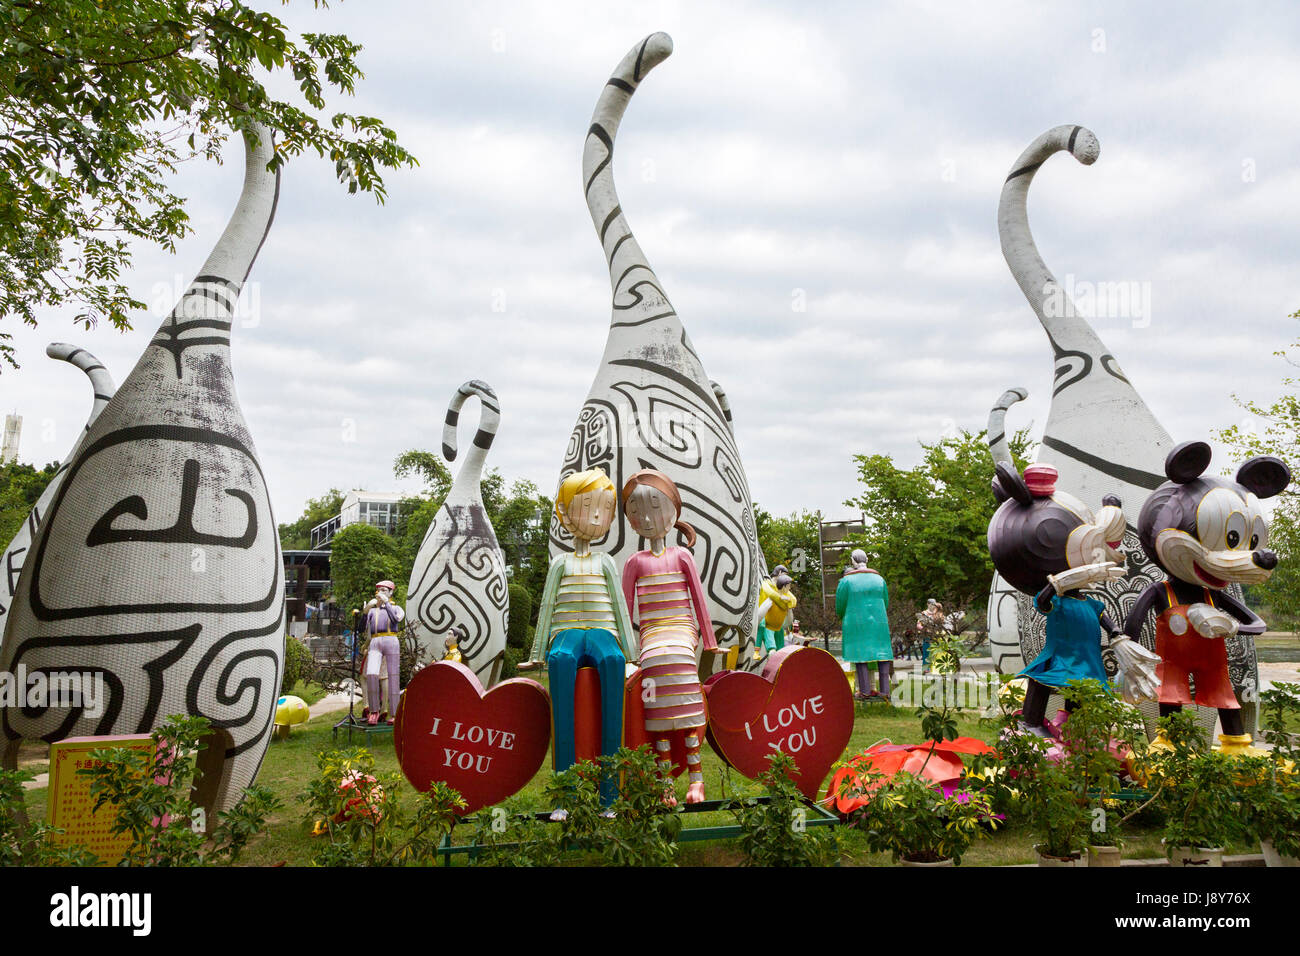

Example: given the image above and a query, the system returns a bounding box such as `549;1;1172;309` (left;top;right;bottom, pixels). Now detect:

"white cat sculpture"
551;33;763;667
0;123;284;814
0;343;116;622
406;381;509;687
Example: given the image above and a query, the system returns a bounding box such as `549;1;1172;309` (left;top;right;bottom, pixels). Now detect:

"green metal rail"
434;795;842;865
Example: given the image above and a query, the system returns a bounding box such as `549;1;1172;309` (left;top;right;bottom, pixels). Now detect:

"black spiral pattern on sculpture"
409;502;509;673
557;32;761;667
0;125;284;813
551;380;758;652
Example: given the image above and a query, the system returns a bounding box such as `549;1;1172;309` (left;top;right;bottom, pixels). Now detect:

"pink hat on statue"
375;580;395;591
1023;464;1058;498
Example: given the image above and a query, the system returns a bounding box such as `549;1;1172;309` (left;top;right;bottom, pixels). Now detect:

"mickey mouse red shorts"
1155;628;1238;710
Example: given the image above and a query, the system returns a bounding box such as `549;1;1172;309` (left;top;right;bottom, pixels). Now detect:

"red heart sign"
394;661;551;815
703;646;853;799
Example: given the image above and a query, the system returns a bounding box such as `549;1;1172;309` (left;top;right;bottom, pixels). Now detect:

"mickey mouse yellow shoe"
1216;733;1269;758
1129;729;1174;787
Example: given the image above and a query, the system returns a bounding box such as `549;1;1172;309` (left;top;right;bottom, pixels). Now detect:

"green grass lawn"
15;681;1267;866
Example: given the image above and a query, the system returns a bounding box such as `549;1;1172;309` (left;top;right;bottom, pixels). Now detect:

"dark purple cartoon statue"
988;462;1159;731
1123;441;1290;755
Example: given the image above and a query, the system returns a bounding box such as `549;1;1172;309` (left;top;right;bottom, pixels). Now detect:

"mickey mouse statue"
1123;441;1290;756
988;462;1160;732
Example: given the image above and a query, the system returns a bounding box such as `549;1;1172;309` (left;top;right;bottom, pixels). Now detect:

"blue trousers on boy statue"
547;627;625;805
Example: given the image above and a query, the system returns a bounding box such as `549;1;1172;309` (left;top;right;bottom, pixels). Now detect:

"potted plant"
986;702;1087;866
1083;803;1122;867
841;769;995;866
1148;710;1248;867
1241;683;1300;867
1058;679;1148;866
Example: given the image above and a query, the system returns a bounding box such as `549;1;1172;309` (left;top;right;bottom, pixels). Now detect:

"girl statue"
620;469;716;805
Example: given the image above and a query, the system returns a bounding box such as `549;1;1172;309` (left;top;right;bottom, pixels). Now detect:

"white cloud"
4;1;1299;535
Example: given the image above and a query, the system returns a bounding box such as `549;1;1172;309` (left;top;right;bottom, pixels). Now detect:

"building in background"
289;491;407;635
309;490;405;549
1;414;21;464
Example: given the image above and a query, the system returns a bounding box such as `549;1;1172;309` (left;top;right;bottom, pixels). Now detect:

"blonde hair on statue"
555;468;615;522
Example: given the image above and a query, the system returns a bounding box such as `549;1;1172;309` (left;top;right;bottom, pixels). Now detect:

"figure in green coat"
836;550;893;700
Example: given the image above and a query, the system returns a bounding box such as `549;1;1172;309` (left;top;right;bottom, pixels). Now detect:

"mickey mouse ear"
992;477;1009;504
994;461;1033;506
1237;456;1291;499
1165;441;1212;484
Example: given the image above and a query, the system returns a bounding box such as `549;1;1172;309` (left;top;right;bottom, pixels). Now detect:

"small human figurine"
621;469;717;805
836;549;893;701
917;599;948;673
756;567;798;659
1123;442;1290;755
360;580;405;725
788;619;810;647
988;463;1158;732
443;625;465;664
530;469;637;804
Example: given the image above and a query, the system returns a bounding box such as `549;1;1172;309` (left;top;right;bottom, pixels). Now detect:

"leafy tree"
1219;312;1300;627
328;521;402;626
844;427;1034;616
392;449;453;580
0;459;59;553
754;505;822;597
0;0;416;369
277;487;344;550
487;476;552;607
393;450;452;500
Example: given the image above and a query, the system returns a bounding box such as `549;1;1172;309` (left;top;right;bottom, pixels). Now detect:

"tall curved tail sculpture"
407;380;509;687
0;344;117;621
991;125;1258;733
551;33;763;667
985;387;1029;673
998;125;1172;507
1;122;284;814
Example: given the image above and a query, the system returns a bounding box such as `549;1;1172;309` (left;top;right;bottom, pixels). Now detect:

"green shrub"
82;714;280;866
282;634;314;694
507;582;533;650
1241;683;1300;858
1150;710;1250;852
473;747;680;867
0;769;101;866
842;768;992;865
304;747;465;866
729;752;839;866
499;645;528;681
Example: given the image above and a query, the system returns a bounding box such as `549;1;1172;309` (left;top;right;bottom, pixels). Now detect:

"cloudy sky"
3;1;1298;528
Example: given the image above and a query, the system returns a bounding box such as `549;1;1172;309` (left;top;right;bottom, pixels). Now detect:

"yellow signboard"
47;735;153;866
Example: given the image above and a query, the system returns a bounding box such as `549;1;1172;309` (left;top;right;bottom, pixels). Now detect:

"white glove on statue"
1110;636;1161;705
1186;604;1238;640
1047;561;1126;594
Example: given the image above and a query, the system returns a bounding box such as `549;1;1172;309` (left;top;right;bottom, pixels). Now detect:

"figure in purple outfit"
360;580;405;725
